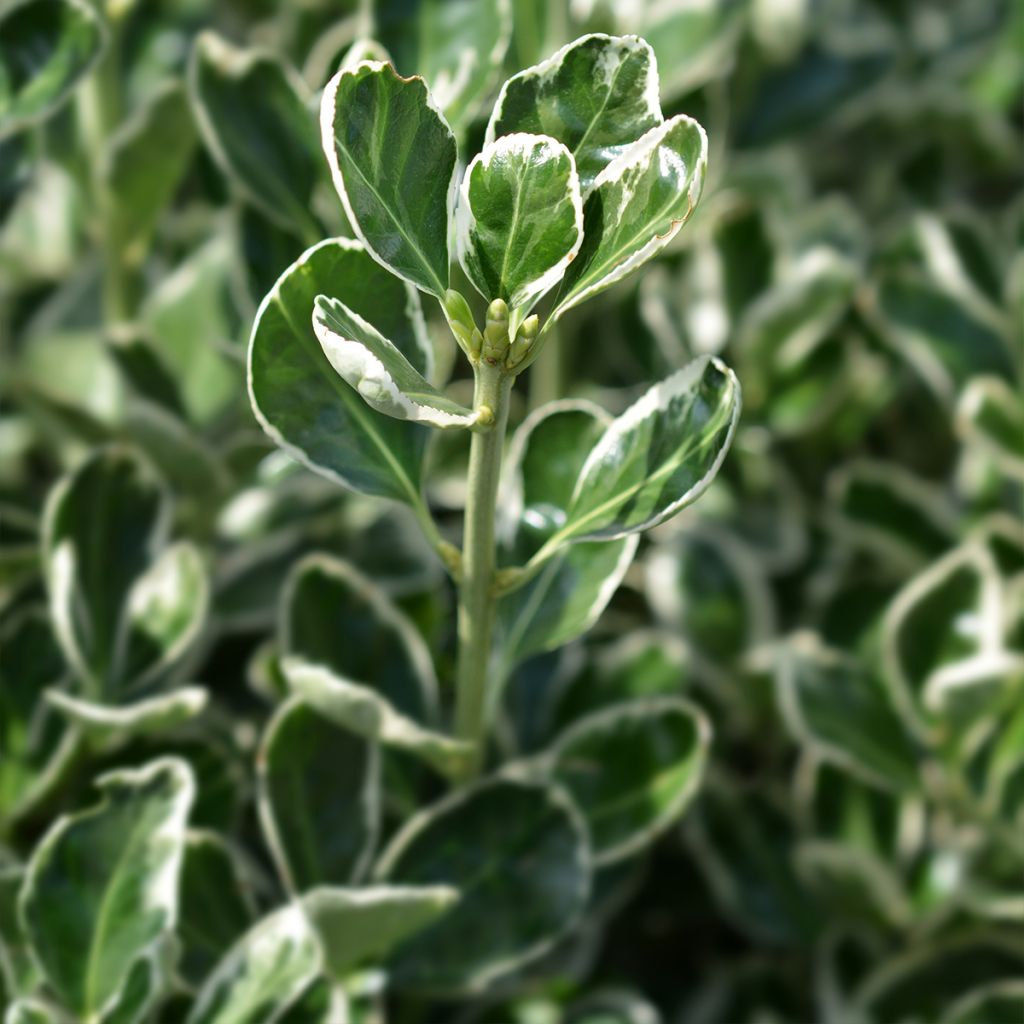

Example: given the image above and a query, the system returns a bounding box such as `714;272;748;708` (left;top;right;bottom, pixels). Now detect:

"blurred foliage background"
1;0;1022;1021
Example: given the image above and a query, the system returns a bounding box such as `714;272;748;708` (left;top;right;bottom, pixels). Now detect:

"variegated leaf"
313;295;479;428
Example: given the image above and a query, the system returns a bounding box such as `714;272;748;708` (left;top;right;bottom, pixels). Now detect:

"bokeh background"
1;0;1022;1021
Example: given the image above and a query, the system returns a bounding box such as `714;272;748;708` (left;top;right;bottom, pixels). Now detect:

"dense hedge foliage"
1;0;1022;1022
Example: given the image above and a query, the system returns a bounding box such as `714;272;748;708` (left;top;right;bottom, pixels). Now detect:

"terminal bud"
482;298;510;363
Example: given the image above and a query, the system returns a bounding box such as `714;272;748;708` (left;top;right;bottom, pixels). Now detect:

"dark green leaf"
320;60;456;296
0;0;106;137
548;697;710;864
377;777;590;993
257;698;379;892
20;758;195;1019
249;239;431;504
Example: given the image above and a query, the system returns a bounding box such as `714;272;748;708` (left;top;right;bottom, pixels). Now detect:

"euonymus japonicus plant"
240;30;739;1005
250;32;739;772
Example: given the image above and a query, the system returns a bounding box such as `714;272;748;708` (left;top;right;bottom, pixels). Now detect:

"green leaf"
552;114;707;320
0;0;106;138
43;447;168;697
375;0;512;130
313;295;479;428
119;541;209;694
957;375;1024;480
101;80;197;264
456;133;582;312
776;637;920;792
540;356;740;551
284;658;472;779
257;697;379;893
280;553;438;723
377;777;591;993
687;779;821;946
646;528;775;673
883;542;1014;734
794;841;911;932
249;238;431;504
827;460;957;571
320;60;456;296
0;607;68;817
872;270;1016;402
178;831;256;988
19;758;195;1020
189;32;321;239
547;697;710;865
44;450;208;706
45;687;208;744
301;885;458;981
487;34;662;194
497;401;638;667
185;905;321;1024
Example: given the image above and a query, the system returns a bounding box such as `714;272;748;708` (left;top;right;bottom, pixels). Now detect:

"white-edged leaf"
320;60;456;296
42;447;170;698
45;687;208;744
19;758;195;1020
456;133;582;312
486;33;662;194
775;634;920;792
185;905;321;1024
497;400;637;669
280;552;438;724
882;542;1012;736
956;375;1024;480
248;238;432;504
301;885;458;981
552;113;708;320
376;0;512;130
538;356;740;553
546;697;710;865
313;295;479;428
0;0;107;138
376;776;591;994
257;697;379;894
283;658;473;779
189;32;322;239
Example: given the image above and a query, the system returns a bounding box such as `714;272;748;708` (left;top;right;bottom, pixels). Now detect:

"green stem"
454;361;512;776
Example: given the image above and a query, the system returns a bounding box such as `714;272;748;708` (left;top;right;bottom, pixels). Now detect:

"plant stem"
454;360;512;776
